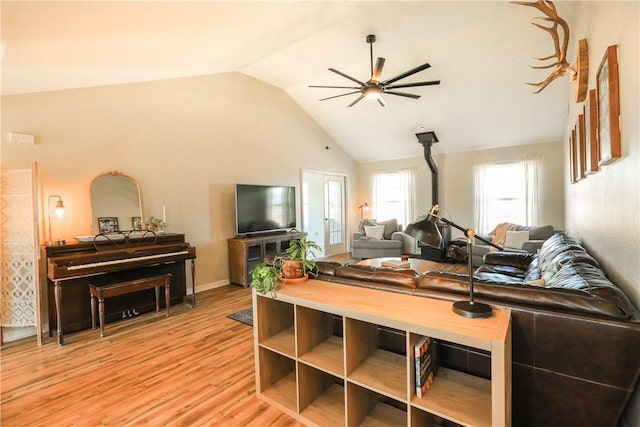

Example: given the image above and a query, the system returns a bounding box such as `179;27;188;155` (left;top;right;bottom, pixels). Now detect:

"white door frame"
300;169;350;257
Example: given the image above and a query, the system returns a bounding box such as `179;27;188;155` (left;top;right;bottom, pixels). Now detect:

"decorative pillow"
546;262;603;291
363;225;385;240
504;230;530;249
376;219;399;240
491;223;521;248
359;218;378;235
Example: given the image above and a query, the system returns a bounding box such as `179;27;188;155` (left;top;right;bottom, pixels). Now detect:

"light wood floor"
1;285;304;427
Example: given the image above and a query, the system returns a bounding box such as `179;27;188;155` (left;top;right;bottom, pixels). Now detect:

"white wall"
565;1;640;306
566;4;640;426
2;72;358;290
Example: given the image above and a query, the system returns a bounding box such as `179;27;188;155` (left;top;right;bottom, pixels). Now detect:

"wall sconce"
358;202;369;220
47;195;66;246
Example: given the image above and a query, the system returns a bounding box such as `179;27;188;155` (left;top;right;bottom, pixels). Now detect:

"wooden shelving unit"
253;280;512;427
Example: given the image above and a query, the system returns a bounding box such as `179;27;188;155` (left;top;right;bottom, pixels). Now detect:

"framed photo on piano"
98;217;119;233
132;216;142;231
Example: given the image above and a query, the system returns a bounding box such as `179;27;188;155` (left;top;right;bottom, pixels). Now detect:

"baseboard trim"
2;326;37;343
194;280;231;294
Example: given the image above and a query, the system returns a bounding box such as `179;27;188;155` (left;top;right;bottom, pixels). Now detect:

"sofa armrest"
484;251;536;269
471;245;492;268
353;232;364;240
390;231;403;241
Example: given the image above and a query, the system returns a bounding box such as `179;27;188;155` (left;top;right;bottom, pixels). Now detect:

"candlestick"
162;205;166;223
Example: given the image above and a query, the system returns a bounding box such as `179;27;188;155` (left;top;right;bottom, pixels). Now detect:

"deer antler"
512;0;576;93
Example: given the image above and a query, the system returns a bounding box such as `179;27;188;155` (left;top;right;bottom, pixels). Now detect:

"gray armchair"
471;223;555;267
351;219;403;259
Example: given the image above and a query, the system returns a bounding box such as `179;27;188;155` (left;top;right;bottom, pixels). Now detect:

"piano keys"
42;233;196;345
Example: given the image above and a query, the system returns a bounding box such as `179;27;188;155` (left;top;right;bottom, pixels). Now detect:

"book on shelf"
414;336;436;398
381;259;411;268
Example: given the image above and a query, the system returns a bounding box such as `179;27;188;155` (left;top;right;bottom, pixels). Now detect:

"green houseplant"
249;261;280;296
281;235;322;280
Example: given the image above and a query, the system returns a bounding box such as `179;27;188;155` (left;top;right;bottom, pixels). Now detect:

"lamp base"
452;300;493;318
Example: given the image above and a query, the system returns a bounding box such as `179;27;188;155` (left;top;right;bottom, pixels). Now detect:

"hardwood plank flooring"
1;285;304;427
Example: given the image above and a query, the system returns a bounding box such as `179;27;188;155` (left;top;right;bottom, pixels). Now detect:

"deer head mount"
513;0;588;101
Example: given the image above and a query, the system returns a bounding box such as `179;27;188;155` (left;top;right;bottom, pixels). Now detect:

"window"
474;159;539;235
372;169;414;227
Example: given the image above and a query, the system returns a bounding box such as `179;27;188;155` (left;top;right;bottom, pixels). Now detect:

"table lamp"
47;195;66;246
405;204;502;318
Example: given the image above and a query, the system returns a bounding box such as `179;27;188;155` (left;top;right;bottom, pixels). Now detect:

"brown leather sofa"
314;232;640;426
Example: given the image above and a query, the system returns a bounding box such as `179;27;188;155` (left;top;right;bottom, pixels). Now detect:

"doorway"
301;171;347;257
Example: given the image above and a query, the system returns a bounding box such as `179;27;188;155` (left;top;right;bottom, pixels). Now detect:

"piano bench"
89;274;172;338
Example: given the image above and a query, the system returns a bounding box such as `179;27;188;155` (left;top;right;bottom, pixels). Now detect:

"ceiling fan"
310;34;440;107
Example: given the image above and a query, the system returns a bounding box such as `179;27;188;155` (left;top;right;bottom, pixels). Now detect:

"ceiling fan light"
364;87;382;99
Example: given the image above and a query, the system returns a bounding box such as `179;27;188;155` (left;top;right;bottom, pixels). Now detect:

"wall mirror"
90;172;143;233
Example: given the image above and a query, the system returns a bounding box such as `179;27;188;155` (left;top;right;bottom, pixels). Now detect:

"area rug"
227;307;253;326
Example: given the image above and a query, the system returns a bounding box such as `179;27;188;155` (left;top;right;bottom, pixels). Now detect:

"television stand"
228;231;305;287
235;229;299;239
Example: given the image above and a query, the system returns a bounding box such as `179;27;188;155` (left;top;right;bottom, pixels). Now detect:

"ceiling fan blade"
384;91;421;99
310;85;362;89
318;91;362;101
382;62;431;85
385;80;441;90
371;57;386;82
347;94;366;107
329;68;365;86
376;95;387;107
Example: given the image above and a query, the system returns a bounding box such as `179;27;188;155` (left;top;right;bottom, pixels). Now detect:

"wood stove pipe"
415;131;439;206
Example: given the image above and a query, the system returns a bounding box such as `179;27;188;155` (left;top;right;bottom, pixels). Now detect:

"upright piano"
42;232;196;345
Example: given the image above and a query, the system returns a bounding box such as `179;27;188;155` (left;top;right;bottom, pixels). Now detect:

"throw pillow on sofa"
376;219;399;240
504;230;530;249
359;218;378;235
364;225;386;240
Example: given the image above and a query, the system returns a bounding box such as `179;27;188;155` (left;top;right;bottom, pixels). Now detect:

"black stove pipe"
415;131;439;206
423;142;438;206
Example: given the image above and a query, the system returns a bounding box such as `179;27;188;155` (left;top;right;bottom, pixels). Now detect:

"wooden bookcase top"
271;279;511;351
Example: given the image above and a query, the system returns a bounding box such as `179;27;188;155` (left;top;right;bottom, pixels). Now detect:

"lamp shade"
405;216;443;248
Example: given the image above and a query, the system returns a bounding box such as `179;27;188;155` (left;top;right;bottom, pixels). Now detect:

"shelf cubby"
253;280;511;427
246;243;262;261
347;382;407;426
346;318;406;400
298;364;345;426
411;407;462;427
411;367;492;427
256;297;295;357
264;241;278;257
297;306;344;376
257;347;297;413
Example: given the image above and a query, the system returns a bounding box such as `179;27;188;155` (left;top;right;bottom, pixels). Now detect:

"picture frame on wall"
585;90;599;174
570;128;577;184
98;217;119;233
597;45;621;165
577;114;586;180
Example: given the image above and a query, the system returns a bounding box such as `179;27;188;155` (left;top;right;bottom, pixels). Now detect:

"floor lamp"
405;205;502;318
358;202;369;220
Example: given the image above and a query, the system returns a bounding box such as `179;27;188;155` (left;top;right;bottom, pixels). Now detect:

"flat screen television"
235;184;297;236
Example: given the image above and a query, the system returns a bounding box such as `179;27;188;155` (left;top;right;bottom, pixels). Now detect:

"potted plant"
280;235;322;282
144;216;167;232
249;261;280;297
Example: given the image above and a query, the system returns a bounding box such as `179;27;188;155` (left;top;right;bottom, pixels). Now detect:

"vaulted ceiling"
1;1;574;162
